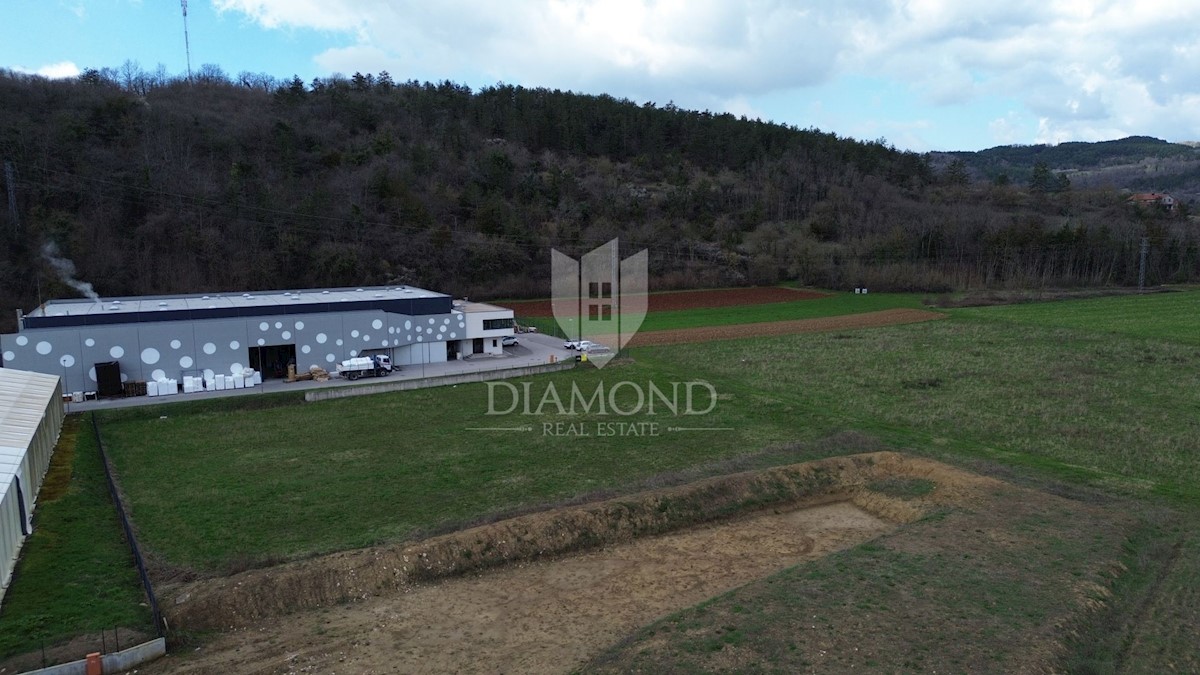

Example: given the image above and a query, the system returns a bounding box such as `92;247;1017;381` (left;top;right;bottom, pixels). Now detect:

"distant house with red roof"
1127;192;1177;212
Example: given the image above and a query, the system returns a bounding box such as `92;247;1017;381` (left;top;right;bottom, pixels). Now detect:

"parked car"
563;340;598;351
502;335;519;346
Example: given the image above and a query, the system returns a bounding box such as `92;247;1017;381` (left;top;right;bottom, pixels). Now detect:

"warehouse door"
250;343;296;380
472;338;484;354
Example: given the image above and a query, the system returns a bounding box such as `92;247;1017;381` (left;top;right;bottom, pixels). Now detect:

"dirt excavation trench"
158;502;889;674
151;453;990;674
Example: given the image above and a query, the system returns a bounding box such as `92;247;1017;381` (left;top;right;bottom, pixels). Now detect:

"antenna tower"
181;0;193;81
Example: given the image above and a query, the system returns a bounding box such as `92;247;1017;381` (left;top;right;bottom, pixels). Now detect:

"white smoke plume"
42;241;100;303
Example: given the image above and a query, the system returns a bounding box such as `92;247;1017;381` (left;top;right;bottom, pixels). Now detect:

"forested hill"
933;136;1200;199
0;67;1197;333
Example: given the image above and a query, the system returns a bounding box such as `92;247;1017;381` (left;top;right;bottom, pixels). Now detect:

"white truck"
336;354;394;380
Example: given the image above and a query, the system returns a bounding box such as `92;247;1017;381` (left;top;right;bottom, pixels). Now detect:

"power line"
3;160;16;229
1138;235;1149;291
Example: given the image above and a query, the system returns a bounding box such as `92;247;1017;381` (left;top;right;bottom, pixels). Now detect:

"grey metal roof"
27;285;449;319
457;301;514;314
0;368;58;462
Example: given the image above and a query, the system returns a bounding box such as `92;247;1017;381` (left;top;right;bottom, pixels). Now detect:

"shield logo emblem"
551;239;648;368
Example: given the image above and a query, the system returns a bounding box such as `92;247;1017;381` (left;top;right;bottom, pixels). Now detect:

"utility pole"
4;160;16;229
1138;235;1148;292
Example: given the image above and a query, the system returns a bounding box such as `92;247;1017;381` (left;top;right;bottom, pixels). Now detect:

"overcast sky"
4;1;1200;151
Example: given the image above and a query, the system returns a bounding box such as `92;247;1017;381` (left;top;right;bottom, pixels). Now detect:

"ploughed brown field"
503;286;829;317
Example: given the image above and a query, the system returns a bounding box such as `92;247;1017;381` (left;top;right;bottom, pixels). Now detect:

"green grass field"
518;290;925;337
585;487;1149;672
7;288;1200;667
90;292;1200;572
638;292;926;331
953;289;1200;345
0;419;150;660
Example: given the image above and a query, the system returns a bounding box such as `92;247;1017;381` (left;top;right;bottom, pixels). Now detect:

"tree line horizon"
0;62;1195;333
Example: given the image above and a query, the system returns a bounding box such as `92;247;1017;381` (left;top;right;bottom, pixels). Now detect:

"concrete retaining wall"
21;638;166;675
304;361;576;402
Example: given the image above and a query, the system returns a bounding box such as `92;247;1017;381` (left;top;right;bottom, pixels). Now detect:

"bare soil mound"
163;452;924;632
150;503;892;674
627;307;946;347
146;453;1009;674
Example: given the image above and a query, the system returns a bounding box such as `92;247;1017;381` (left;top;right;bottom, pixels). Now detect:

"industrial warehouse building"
1;285;514;395
0;368;64;601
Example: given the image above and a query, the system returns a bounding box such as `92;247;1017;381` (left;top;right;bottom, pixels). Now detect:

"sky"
3;1;1200;152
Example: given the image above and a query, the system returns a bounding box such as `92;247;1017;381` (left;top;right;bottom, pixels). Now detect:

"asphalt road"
66;332;577;412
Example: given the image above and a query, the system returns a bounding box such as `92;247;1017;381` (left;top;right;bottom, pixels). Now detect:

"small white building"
453;302;516;358
0;368;64;601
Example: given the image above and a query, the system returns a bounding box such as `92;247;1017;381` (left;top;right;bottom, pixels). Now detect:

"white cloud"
988;112;1027;146
11;61;81;79
213;0;1200;147
212;0;367;31
721;95;765;121
314;44;406;77
847;118;935;152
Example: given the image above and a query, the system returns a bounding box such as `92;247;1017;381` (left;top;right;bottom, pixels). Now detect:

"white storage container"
147;381;159;397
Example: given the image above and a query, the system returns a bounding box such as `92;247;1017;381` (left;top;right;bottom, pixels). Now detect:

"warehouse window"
483;318;512;330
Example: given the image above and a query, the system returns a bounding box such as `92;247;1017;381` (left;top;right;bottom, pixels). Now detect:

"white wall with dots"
1;308;472;393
